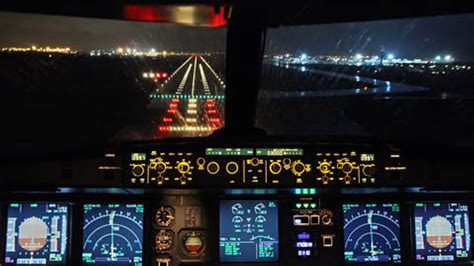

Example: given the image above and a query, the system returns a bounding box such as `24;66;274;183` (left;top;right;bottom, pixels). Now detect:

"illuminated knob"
225;162;239;175
342;162;353;174
344;176;352;184
321;214;332;225
282;158;292;169
131;165;145;177
362;165;376;176
177;161;191;174
249;158;260;166
269;162;282;175
207;161;220;175
156;162;167;174
291;161;306;176
318;162;331;174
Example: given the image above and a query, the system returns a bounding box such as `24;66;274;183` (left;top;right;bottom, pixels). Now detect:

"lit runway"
148;55;225;137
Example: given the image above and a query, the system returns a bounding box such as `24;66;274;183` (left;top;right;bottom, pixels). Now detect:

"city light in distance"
387;53;395;60
1;46;76;54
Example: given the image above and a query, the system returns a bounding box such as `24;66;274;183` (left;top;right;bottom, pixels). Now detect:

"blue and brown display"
4;202;70;265
414;202;471;262
82;204;144;265
343;203;401;263
219;200;279;262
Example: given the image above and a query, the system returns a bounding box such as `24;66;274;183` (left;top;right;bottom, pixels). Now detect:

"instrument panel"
1;192;474;266
124;145;388;188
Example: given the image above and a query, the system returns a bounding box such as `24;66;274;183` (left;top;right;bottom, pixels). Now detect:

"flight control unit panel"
122;143;408;188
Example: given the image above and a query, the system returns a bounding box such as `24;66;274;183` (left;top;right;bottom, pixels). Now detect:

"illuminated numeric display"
219;200;279;262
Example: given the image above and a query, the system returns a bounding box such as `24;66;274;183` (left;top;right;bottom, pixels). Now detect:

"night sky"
1;11;473;60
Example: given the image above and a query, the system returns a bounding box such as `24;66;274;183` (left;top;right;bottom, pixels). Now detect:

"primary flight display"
4;202;70;265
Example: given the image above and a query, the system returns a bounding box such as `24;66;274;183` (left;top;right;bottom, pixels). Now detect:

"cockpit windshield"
0;11;226;154
257;14;474;146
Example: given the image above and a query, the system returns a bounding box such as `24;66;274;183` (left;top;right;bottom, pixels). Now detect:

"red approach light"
171;98;179;103
207;109;217;114
162;73;168;78
159;126;170;132
169;103;178;108
153;79;158;83
162;117;173;123
167;109;176;114
209;118;221;123
156;73;161;78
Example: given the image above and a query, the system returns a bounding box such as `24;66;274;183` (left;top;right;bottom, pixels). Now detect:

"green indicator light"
302;188;309;195
309;188;317;194
310;203;317;208
296;203;302;208
10;203;19;207
303;203;309;209
295;188;302;195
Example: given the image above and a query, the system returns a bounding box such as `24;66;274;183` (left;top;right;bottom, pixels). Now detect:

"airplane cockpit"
1;1;474;265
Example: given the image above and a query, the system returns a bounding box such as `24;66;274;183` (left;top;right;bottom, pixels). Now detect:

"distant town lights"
445;55;452;61
355;53;363;60
435;55;442;61
300;53;308;60
387;54;395;60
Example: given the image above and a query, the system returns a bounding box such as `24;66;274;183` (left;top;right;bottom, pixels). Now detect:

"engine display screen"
82;203;144;265
4;202;70;265
343;203;402;263
414;202;471;262
219;200;279;262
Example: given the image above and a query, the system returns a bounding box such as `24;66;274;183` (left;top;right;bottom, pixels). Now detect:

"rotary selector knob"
207;161;220;175
362;165;376;176
321;214;332;225
249;158;261;166
342;162;353;174
156;162;167;174
318;162;331;174
291;160;306;176
177;161;191;174
269;162;282;175
225;162;239;175
131;165;145;177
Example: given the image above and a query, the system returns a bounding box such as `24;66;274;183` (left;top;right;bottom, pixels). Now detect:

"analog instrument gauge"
155;206;175;228
182;231;206;256
154;230;175;252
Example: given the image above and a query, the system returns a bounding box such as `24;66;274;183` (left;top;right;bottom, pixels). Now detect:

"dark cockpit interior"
1;1;474;265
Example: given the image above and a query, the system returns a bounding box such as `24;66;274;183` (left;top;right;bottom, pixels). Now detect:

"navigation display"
82;204;144;265
219;200;279;262
4;202;70;265
414;202;471;262
343;203;401;263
